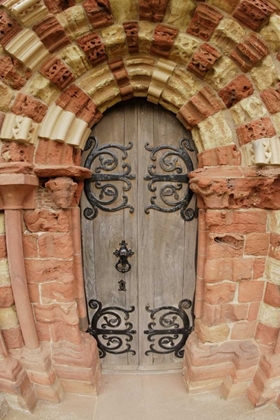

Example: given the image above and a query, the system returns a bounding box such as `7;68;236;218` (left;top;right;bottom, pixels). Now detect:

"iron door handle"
113;240;134;273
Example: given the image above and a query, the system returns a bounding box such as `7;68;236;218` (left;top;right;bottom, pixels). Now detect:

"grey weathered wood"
81;99;197;370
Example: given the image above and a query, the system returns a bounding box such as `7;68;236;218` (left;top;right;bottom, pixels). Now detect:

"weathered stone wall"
0;0;279;412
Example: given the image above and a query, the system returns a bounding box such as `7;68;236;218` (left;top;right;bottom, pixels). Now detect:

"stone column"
0;174;39;349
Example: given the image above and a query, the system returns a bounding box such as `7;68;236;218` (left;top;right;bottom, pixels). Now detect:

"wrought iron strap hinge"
83;136;135;220
144;299;194;358
87;299;136;358
144;137;196;221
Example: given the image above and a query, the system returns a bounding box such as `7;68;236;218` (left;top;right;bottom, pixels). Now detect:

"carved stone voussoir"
186;3;223;42
233;0;276;31
187;43;222;79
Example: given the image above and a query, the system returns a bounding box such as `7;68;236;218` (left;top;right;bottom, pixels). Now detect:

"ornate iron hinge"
144;137;196;221
87;299;136;358
144;299;194;358
83;136;136;220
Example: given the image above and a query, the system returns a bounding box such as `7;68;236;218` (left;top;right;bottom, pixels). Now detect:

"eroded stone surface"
164;0;195;31
218;75;254;108
233;0;276;31
186;3;223;42
139;0;169;22
250;55;279;91
187;43;222;79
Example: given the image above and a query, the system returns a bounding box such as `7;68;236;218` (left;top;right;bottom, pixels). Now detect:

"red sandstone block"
238;280;265;303
255;322;279;347
54;364;96;382
204;282;236;305
264;282;280;308
233;258;254;281
0;56;31;90
139;0;169;22
177;85;224;129
236;117;276;145
38;233;73;258
28;369;56;387
150;24;178;58
41;281;75;304
50;322;82;345
261;84;280;114
204;258;233;282
197;144;241;167
44;0;75;13
76;32;107;67
33;303;79;326
25;259;74;284
206;210;267;234
33;16;70;53
52;335;99;368
233;0;276;31
186;3;223;41
2;326;24;349
207;233;244;259
35;322;50;341
0;141;34;163
23;234;38;258
23;209;71;233
0;10;22;47
28;283;40;303
56;84;91;114
123;22;139;54
0;235;6;258
35;139;77;166
83;0;113;28
0;285;14;307
218;75;254;108
253;258;266;279
40;57;75;90
231;321;257;339
247;301;260;321
108;58;133;100
245;233;270;256
230;33;269;72
187;43;222;79
11;93;48;123
202;302;248;326
269;233;280;260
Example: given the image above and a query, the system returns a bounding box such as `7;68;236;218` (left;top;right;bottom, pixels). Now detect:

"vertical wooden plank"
137;100;155;368
124;99;139;367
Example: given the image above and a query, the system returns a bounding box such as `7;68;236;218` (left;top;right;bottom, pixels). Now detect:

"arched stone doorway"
0;0;280;411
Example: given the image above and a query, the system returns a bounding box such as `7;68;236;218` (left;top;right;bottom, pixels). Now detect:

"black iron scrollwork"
87;299;136;358
144;137;196;221
144;299;194;358
83;136;136;220
113;240;134;273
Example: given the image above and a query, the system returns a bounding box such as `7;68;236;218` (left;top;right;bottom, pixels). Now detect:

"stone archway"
0;0;280;411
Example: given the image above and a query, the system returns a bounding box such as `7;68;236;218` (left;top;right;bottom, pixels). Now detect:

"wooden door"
81;99;197;371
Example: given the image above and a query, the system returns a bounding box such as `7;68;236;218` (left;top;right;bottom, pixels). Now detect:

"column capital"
0;174;38;209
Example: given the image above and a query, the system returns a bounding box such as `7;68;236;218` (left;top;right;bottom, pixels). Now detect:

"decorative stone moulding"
241;136;280;166
139;0;169;22
211;18;245;56
147;58;176;104
0;113;39;144
233;0;277;31
56;5;92;41
3;0;49;27
230;33;269;73
39;104;91;148
4;28;50;71
186;3;223;42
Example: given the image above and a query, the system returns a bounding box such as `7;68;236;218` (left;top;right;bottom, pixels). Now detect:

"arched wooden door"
81;99;197;371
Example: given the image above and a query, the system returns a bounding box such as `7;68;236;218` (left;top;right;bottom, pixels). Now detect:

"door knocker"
113;240;134;273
